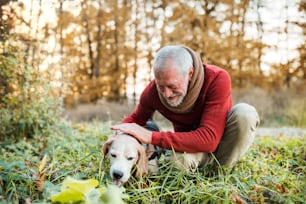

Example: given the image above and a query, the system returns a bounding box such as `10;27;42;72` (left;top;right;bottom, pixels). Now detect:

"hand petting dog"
111;123;152;144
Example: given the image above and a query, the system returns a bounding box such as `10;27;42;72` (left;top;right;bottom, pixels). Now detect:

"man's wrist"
147;131;153;144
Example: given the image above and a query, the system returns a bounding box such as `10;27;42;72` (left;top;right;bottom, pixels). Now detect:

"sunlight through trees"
0;0;305;105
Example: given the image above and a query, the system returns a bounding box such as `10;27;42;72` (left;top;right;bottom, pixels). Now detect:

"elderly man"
111;45;260;171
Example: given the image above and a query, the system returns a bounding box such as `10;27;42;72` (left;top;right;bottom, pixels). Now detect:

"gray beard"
164;94;185;107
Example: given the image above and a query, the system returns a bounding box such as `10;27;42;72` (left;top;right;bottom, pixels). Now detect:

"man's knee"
230;103;260;130
216;103;260;167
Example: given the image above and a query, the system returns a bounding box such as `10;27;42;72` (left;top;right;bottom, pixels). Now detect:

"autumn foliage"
0;0;305;106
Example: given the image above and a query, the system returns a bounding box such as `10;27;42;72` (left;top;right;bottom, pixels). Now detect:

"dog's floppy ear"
102;137;115;159
135;144;148;177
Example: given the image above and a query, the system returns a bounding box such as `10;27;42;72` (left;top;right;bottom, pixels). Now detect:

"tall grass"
0;121;305;203
123;136;305;203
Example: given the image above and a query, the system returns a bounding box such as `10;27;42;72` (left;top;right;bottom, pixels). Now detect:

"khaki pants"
169;103;260;171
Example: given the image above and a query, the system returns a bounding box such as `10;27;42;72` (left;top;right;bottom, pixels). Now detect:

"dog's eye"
110;153;117;158
127;156;134;161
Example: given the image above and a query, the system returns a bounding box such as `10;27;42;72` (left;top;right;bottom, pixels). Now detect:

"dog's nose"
112;170;124;179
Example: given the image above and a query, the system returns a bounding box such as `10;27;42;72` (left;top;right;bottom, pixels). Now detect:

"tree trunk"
81;0;95;79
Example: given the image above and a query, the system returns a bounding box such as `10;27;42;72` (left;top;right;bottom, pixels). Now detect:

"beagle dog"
102;121;160;186
102;133;145;185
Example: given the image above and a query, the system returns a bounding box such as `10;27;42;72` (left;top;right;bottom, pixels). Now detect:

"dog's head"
102;133;148;186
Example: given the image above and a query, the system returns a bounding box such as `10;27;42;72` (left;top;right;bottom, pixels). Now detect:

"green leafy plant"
50;177;127;204
0;38;61;141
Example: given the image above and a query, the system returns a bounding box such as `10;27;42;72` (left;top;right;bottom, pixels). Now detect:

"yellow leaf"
39;154;48;173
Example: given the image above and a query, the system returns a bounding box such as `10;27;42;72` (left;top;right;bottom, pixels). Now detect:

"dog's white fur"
103;133;158;185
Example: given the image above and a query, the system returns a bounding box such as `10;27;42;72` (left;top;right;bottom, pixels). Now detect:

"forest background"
1;0;306;130
0;0;306;203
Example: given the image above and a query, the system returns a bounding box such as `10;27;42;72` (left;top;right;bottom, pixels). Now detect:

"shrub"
0;38;61;141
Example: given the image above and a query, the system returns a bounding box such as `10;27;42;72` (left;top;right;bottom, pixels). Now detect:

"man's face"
154;60;192;107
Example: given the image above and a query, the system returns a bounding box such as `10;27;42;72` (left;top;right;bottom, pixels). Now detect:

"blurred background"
0;0;305;129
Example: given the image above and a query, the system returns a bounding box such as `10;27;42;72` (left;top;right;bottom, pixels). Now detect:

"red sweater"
123;64;232;153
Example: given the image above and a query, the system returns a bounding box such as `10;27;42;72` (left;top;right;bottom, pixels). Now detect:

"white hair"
153;45;193;76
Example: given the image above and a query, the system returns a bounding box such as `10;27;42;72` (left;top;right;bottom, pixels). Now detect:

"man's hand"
111;123;153;144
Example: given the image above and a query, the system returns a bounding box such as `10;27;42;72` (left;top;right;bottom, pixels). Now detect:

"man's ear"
188;67;194;81
135;144;148;177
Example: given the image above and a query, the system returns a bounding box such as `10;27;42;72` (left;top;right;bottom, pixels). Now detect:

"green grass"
0;121;305;203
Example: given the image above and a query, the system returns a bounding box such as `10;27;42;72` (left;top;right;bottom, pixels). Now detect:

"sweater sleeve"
151;69;232;153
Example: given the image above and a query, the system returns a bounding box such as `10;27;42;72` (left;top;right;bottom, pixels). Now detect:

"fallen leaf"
34;172;45;192
39;154;48;173
275;184;286;193
229;191;247;204
25;157;46;192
